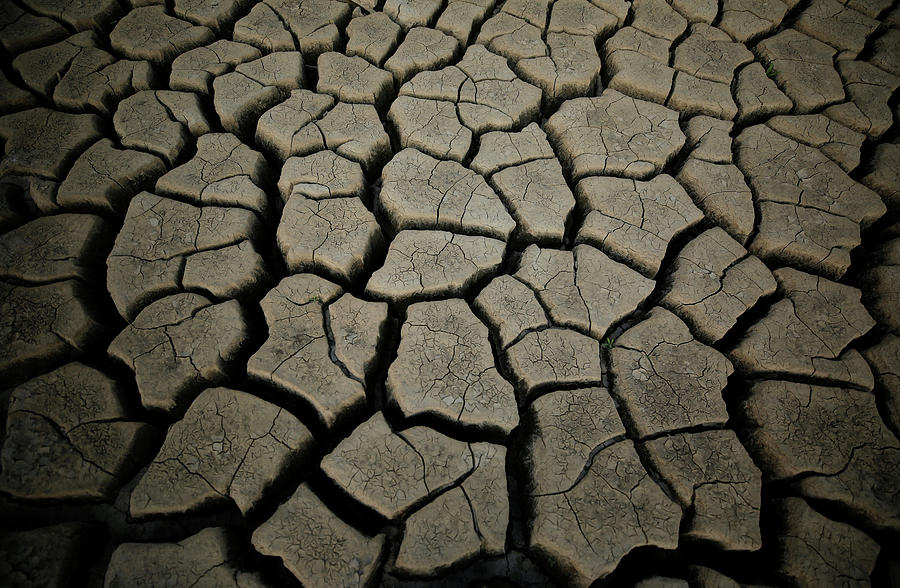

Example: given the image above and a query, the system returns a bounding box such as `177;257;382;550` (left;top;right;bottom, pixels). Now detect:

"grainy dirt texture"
1;0;899;586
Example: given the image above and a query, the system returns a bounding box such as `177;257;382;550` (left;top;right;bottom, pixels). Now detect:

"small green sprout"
765;63;777;78
602;336;616;350
307;295;321;303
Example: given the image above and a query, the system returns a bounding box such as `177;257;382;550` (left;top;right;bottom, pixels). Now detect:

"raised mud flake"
106;192;261;320
290;102;393;174
110;6;214;66
530;440;681;587
396;443;508;575
469;122;555;177
862;334;900;443
0;108;102;180
277;150;365;201
379;148;515;240
603;26;674;105
825;60;900;138
277;193;383;282
384;0;444;30
672;24;753;84
365;230;505;303
755;29;844;112
255;90;335;163
252;484;385;587
718;0;788;43
661;228;776;344
766;114;865;173
667;71;738;120
384;26;460;85
575;175;703;278
232;2;296;53
169;40;262;95
317;52;394;110
388;96;473;163
676;158;755;244
327;293;389;383
776;497;879;587
435;0;495;44
734;62;793;125
346;12;402;67
515;244;655;340
388;299;518;435
0;280;103;383
113;90;210;167
735;124;885;277
545;90;685;181
794;0;878;56
247;275;375;430
475;13;546;62
321;412;475;520
131;387;312;517
213;52;305;139
730;268;876;390
742;381;900;533
0;363;152;501
683;116;733;164
0;213;110;283
1;524;97;588
106;527;263;588
12;30;97;98
610;307;732;437
630;0;687;41
526;386;626;494
0;2;66;56
506;328;603;398
473;275;548;348
156;133;269;215
22;0;121;31
108;293;249;414
492;157;575;245
642;430;762;551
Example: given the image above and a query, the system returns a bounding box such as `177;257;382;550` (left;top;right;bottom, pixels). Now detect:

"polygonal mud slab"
384;26;459;84
603;26;674;104
730;268;875;390
113;91;210;166
825;60;900;139
476;12;546;62
255;90;335;163
862;238;900;333
57;139;166;216
525;386;626;494
110;6;214;66
473;275;549;348
388;96;473;162
492;158;575;245
0;213;110;283
676;157;755;244
609;307;732;438
387;299;518;435
661;228;777;344
517;33;604;111
346;12;402;67
529;440;682;587
862;142;900;210
575;174;703;277
131;387;313;518
105;527;263;587
23;0;121;31
742;381;900;533
172;0;254;32
0;3;67;56
774;497;880;587
683;116;732;164
383;0;443;30
506;328;604;398
862;334;900;437
396;443;508;575
170;40;262;94
718;0;788;43
672;23;752;84
277;150;366;201
0;363;152;501
794;0;879;56
277;192;383;282
436;0;495;44
630;0;686;41
0;70;35;114
545;90;685;181
255;0;350;58
248;275;386;430
734;62;793;125
213;52;305;138
109;293;250;415
0;280;103;384
0;107;102;180
515;244;655;340
379;148;515;240
735;124;885;278
321;412;476;520
231;2;295;53
668;71;738;120
252;483;385;587
366;230;505;303
317;52;394;109
642;429;762;551
469;122;555;177
156;133;269;215
107;192;263;320
0;523;98;588
755;29;844;112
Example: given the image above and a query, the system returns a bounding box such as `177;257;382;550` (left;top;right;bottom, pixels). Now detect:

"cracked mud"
1;0;899;587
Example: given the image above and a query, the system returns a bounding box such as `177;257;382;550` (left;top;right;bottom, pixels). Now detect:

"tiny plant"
765;63;777;78
602;336;616;350
307;295;321;303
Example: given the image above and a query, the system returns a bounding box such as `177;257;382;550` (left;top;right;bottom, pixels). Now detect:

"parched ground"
1;0;899;586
